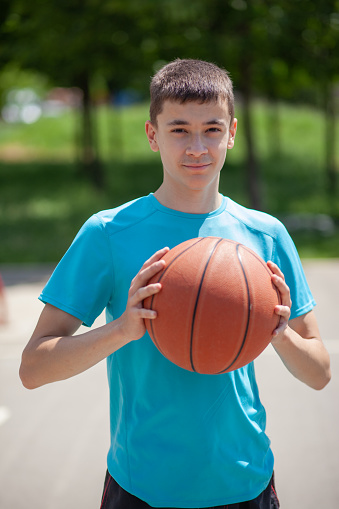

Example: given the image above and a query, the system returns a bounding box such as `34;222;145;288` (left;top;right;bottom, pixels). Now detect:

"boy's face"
145;99;237;196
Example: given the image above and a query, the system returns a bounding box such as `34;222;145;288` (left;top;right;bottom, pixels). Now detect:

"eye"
171;128;187;134
206;127;222;133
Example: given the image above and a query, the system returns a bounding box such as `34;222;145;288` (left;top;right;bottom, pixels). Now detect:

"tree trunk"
267;99;281;159
241;68;262;210
324;82;337;194
77;72;104;188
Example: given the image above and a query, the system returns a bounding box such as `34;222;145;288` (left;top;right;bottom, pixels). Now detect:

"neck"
154;185;222;214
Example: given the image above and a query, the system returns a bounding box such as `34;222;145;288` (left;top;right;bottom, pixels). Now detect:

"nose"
186;134;208;157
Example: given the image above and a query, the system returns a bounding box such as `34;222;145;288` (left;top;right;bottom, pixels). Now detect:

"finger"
267;260;286;279
130;247;169;291
129;283;162;307
275;304;291;320
131;260;166;293
268;262;291;306
272;304;290;337
272;320;288;337
141;309;158;320
271;274;292;308
129;305;158;321
142;247;170;269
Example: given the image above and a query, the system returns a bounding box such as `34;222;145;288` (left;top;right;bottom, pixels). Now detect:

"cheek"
161;138;185;157
213;139;229;156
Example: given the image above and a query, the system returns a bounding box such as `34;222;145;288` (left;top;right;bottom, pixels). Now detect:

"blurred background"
0;0;338;263
0;1;338;508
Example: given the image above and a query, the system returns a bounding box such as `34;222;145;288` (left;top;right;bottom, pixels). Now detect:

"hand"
118;247;170;342
267;261;292;340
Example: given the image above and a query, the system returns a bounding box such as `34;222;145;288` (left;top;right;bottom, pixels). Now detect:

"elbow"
19;354;42;390
312;367;332;391
19;365;37;390
307;346;332;391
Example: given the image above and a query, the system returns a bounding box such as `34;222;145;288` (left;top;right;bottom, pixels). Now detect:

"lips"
182;162;212;169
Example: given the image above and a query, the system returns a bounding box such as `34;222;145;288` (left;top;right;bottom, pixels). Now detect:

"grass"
0;101;338;263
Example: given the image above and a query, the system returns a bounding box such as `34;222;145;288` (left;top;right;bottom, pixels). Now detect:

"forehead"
157;99;230;126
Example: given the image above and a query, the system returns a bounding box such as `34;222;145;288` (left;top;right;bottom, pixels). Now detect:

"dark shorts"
100;471;280;509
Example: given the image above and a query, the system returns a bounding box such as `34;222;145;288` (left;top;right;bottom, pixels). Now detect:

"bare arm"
268;261;331;391
19;247;169;390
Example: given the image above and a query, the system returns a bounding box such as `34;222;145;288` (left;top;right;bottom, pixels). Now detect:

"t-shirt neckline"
148;193;227;219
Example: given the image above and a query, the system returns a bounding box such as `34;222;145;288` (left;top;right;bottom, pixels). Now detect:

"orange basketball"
144;237;280;374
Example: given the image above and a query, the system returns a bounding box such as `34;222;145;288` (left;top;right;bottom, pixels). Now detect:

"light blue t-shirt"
40;194;315;507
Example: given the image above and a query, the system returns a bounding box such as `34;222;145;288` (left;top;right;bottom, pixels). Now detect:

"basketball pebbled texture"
144;237;281;374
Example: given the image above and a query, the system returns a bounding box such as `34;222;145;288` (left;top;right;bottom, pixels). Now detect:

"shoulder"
83;194;157;237
225;198;288;240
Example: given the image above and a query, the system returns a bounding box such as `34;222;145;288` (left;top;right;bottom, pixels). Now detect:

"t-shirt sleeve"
39;214;114;327
271;221;316;320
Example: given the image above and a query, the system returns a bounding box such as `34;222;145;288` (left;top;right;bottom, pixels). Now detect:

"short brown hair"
149;59;234;126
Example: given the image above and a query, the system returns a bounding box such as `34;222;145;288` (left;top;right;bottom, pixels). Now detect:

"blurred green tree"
1;0;337;202
0;0;13;109
280;0;339;194
0;0;164;186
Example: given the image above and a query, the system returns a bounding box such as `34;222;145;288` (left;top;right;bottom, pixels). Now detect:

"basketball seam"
217;243;251;374
190;238;224;372
147;238;206;356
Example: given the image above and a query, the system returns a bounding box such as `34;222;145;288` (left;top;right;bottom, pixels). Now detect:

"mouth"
182;163;211;170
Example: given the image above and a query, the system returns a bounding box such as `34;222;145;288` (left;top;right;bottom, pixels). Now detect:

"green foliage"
1;0;338;198
3;0;337;99
0;101;338;263
0;159;162;263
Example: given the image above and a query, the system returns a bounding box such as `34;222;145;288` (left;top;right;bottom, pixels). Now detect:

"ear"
227;118;237;149
145;120;159;152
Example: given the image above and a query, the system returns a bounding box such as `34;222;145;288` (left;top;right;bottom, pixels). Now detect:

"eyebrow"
167;119;226;126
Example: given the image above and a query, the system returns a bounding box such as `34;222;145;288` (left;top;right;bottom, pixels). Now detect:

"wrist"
111;315;130;343
113;313;142;345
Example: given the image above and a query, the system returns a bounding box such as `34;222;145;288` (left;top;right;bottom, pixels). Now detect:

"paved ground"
0;261;338;509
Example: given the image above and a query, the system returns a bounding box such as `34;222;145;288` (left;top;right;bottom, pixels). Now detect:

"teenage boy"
20;59;331;509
